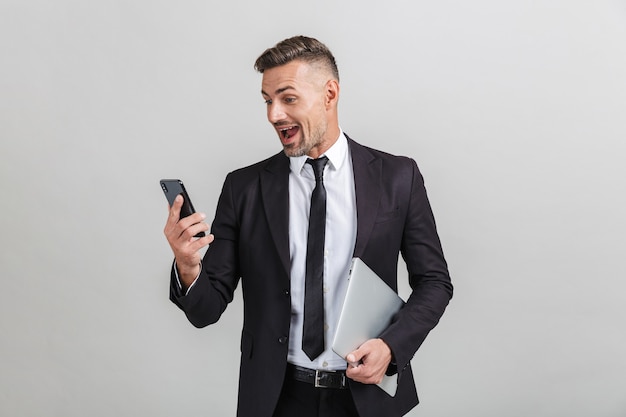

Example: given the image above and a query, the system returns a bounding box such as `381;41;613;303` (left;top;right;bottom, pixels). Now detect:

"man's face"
261;60;332;158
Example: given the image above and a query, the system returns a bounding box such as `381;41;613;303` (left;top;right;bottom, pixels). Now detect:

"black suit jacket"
170;136;452;417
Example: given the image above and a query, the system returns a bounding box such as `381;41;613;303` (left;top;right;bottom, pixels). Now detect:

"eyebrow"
261;86;296;97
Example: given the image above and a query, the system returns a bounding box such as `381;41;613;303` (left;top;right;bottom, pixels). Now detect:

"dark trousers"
272;372;360;417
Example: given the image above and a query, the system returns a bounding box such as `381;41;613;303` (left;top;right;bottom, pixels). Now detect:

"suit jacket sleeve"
169;173;241;328
378;158;453;375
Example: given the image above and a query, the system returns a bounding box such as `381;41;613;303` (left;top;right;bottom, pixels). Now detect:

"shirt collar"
289;129;348;175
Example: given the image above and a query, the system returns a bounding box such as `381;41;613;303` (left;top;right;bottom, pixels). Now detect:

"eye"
264;99;273;105
284;97;296;104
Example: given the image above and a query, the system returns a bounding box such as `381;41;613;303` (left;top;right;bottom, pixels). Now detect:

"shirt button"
322;361;328;368
278;336;288;344
324;323;329;331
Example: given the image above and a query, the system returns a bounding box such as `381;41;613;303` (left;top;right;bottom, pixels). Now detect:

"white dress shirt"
177;132;357;371
287;131;357;371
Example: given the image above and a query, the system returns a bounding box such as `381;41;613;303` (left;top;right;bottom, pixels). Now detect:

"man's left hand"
345;338;392;384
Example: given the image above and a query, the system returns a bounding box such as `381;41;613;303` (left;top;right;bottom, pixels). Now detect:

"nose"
267;102;286;124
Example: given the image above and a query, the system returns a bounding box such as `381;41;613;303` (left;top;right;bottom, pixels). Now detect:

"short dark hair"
254;35;339;81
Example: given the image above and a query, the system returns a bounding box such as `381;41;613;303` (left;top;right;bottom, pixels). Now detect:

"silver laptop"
332;257;405;396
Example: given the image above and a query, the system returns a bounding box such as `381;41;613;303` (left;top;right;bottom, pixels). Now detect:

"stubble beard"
282;119;328;158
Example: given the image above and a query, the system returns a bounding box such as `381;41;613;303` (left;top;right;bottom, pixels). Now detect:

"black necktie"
302;156;329;361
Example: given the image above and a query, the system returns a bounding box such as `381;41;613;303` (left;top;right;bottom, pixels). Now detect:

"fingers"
177;213;209;240
163;194;212;269
345;339;392;385
346;351;363;368
166;194;184;225
164;195;209;239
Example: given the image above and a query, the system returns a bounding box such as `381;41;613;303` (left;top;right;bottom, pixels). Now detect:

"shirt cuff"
174;261;201;296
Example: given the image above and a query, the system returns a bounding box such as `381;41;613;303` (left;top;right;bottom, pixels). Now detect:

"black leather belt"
287;364;349;389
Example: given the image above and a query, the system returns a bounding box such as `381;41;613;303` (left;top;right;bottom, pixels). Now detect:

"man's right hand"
163;194;214;290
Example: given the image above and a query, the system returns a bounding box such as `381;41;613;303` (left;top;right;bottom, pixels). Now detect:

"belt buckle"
314;369;345;389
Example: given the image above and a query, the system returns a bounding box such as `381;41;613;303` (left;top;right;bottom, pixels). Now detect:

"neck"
307;124;340;159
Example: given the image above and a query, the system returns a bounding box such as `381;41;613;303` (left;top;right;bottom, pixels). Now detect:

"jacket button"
283;289;290;296
278;336;288;344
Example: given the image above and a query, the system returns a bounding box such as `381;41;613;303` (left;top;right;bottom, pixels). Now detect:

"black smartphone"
160;179;205;237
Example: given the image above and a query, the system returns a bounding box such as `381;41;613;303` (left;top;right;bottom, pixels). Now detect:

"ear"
325;79;340;109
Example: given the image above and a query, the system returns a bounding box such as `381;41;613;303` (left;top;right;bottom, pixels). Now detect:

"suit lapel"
260;152;291;277
258;138;380;275
347;137;382;258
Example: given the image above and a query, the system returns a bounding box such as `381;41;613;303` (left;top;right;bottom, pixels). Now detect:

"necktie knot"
306;156;328;182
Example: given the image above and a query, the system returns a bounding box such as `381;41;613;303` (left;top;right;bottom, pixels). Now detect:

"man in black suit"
164;35;452;417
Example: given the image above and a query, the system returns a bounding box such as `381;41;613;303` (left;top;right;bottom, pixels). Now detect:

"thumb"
346;346;366;366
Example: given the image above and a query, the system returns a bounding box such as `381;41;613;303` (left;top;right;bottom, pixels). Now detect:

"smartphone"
160;179;206;237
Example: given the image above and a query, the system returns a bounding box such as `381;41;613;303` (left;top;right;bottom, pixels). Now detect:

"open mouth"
280;126;299;140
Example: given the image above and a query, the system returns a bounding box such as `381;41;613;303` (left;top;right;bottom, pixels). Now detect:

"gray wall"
1;1;625;416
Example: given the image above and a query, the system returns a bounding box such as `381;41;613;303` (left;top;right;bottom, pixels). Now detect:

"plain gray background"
1;0;625;416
